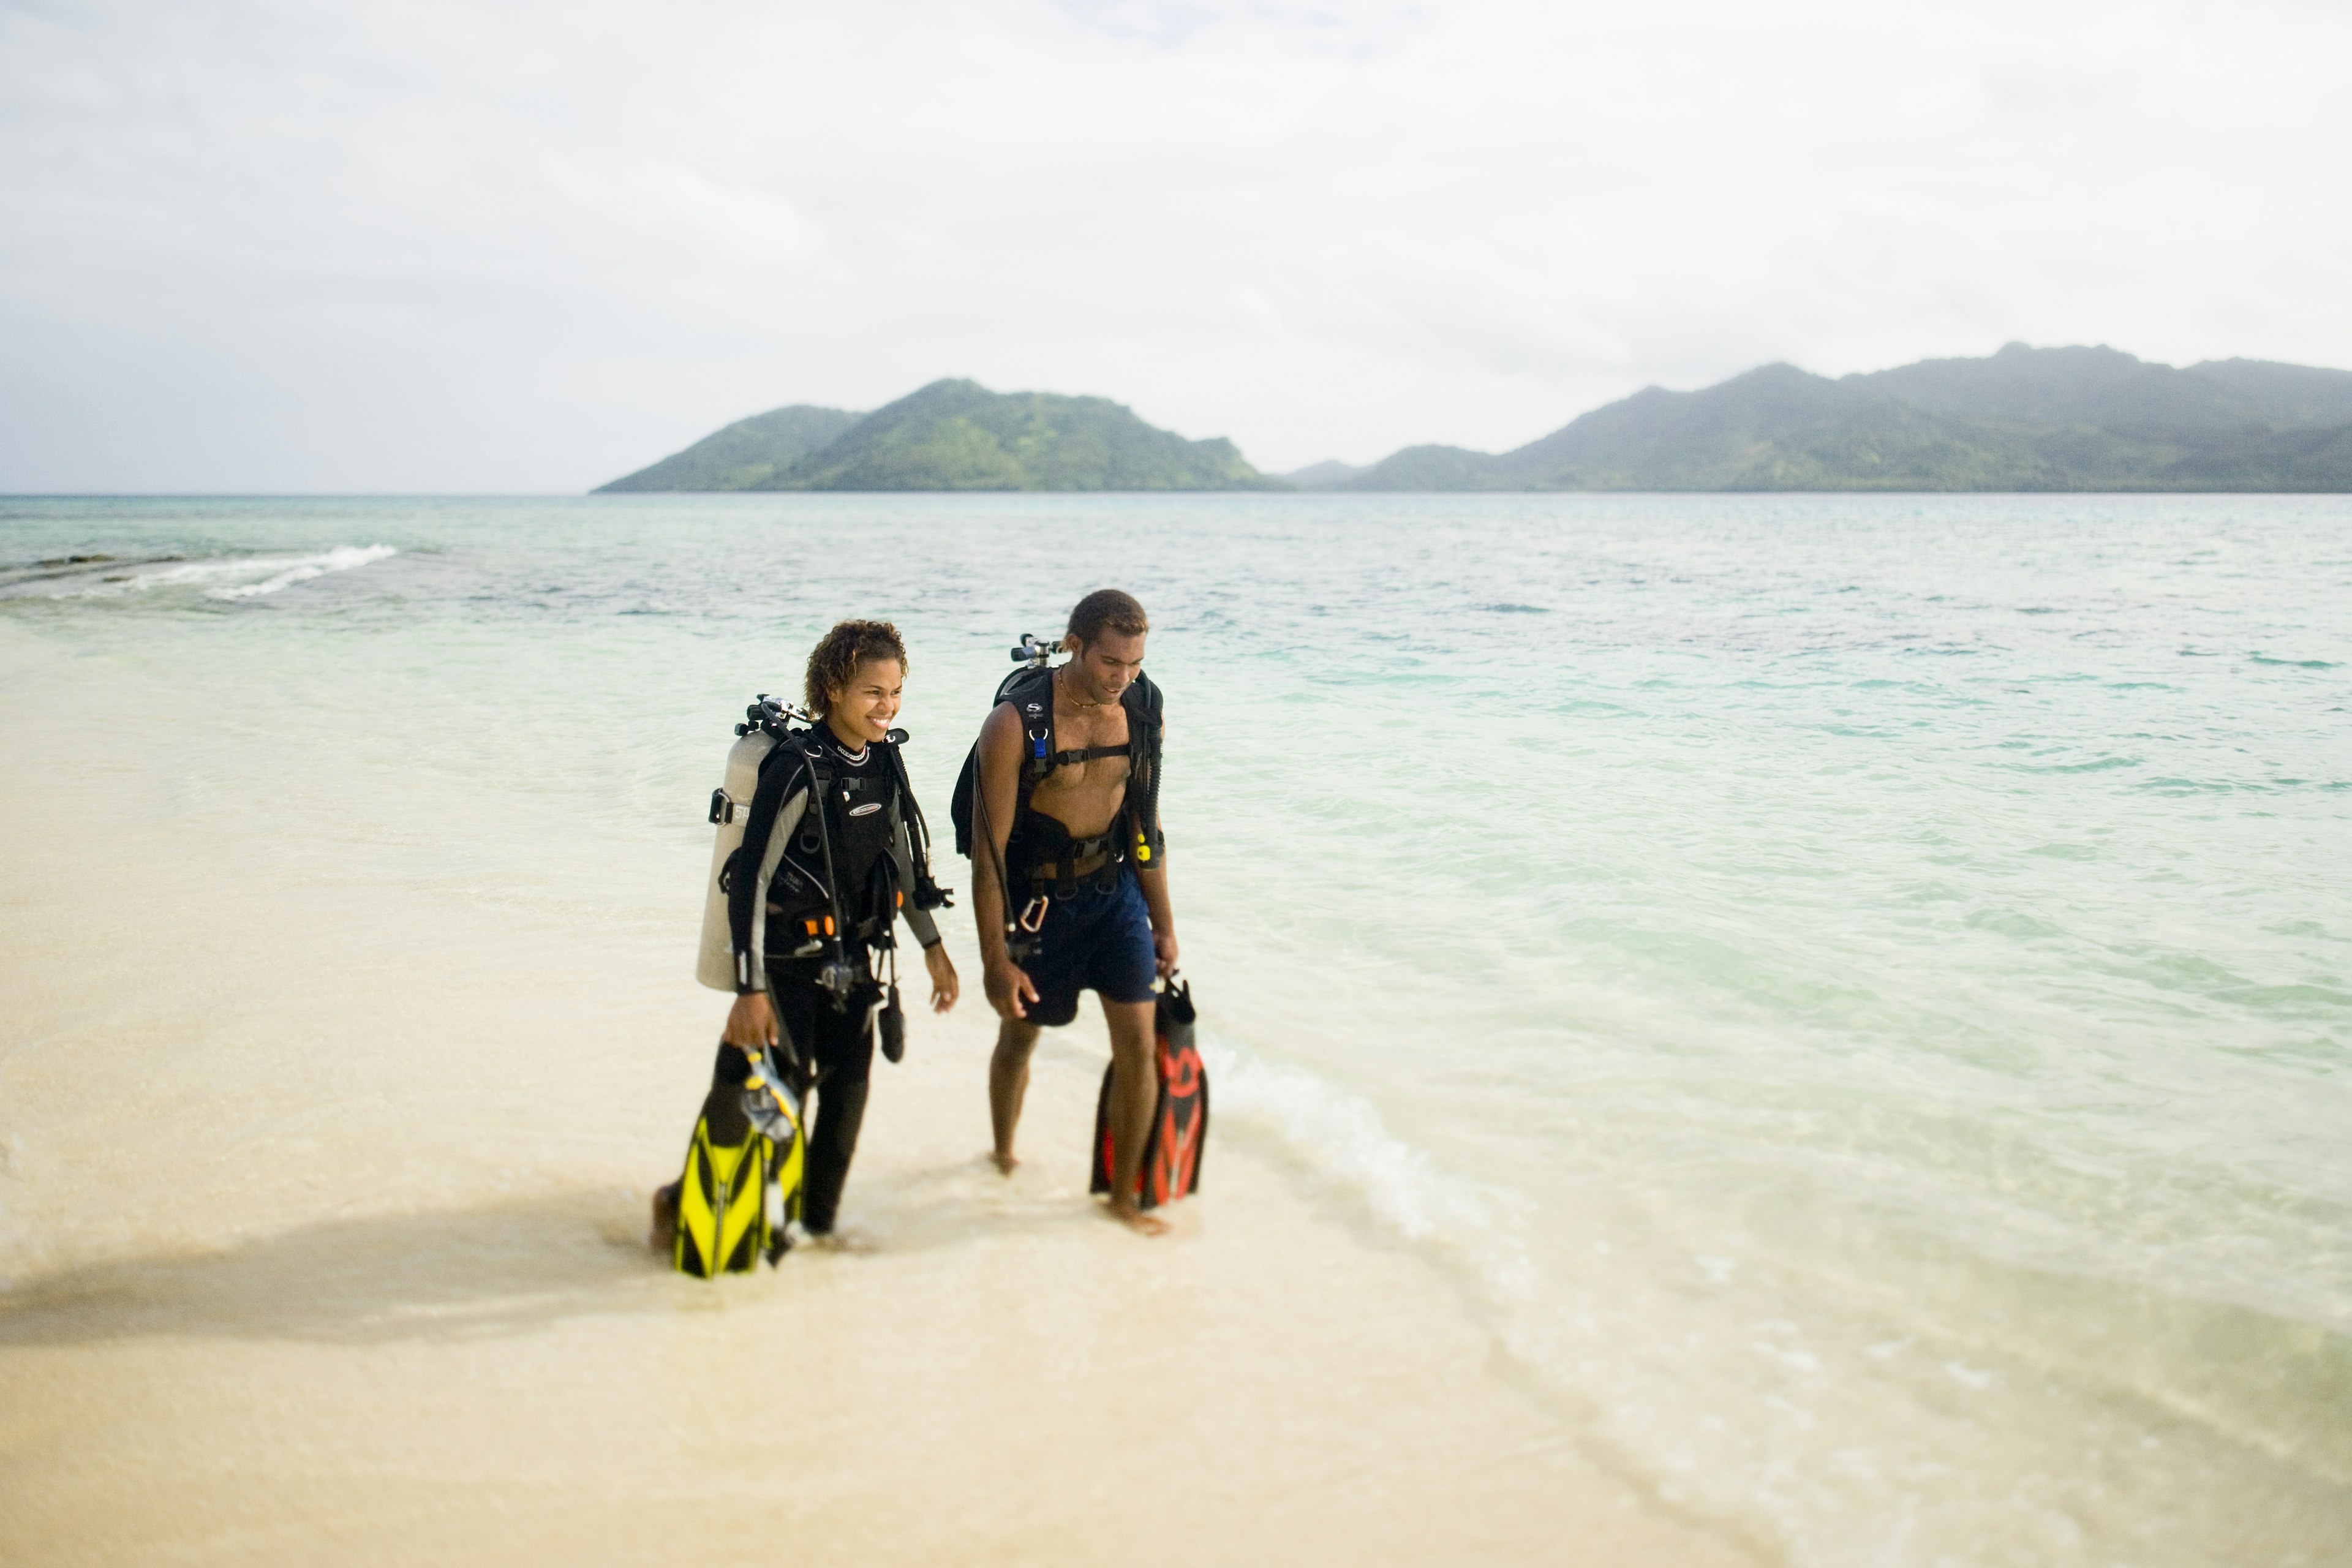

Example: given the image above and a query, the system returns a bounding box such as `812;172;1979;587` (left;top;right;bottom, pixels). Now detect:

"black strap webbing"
1049;744;1131;766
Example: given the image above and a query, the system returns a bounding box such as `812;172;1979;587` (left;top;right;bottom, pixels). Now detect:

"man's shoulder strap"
999;665;1058;783
995;663;1055;710
1121;672;1166;862
1122;672;1164;758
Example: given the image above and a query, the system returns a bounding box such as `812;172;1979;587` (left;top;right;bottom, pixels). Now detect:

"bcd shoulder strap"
879;731;952;911
768;729;853;937
1122;673;1165;864
1005;665;1059;820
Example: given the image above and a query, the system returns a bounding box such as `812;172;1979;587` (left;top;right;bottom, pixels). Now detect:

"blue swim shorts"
1019;868;1158;1027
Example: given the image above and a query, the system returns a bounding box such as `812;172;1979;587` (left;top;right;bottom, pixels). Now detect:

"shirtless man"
969;589;1177;1233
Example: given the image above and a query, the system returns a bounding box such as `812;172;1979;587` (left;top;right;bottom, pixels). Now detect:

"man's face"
1068;630;1145;703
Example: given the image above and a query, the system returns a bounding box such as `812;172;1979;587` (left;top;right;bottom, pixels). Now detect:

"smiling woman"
652;615;963;1272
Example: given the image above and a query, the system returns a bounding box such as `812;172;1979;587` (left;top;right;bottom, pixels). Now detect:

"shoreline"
0;619;1758;1567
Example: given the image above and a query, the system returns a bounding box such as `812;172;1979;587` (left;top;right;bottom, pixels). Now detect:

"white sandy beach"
0;619;1756;1566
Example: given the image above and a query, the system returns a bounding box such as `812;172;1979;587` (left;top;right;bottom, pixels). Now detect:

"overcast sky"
3;0;2347;491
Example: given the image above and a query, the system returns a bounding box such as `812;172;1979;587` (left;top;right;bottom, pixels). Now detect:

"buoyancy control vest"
695;696;948;993
767;737;900;953
949;660;1166;900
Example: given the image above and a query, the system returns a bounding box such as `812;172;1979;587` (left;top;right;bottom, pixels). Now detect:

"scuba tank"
695;695;804;992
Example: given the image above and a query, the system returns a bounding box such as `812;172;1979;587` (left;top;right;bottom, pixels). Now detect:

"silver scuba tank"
694;697;802;991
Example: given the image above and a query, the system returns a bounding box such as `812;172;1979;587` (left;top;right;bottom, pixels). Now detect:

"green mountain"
2182;358;2352;429
597;405;864;492
1284;459;1365;489
597;379;1280;493
1341;344;2352;492
1852;343;2269;435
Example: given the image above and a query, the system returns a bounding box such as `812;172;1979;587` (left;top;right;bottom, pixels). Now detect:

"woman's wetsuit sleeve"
890;802;941;949
727;755;810;993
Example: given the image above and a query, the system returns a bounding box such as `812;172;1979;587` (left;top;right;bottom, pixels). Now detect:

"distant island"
598;345;2352;495
597;378;1280;492
1291;345;2352;492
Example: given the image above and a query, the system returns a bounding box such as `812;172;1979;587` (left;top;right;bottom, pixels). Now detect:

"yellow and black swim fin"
673;1048;806;1277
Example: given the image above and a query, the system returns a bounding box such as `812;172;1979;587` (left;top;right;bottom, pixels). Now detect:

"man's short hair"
1068;588;1148;646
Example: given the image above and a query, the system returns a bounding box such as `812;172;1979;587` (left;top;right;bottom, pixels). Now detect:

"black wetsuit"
718;728;940;1235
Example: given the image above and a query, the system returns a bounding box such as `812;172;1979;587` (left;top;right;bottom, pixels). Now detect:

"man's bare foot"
1108;1199;1169;1236
991;1149;1020;1175
649;1182;680;1255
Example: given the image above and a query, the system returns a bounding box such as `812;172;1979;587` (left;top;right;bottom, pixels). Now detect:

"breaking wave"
206;544;399;600
1;544;402;601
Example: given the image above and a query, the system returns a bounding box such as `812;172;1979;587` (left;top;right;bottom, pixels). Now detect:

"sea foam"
1199;1026;1537;1307
206;544;399;599
22;543;401;601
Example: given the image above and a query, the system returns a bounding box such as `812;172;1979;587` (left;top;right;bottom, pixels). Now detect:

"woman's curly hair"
804;619;908;715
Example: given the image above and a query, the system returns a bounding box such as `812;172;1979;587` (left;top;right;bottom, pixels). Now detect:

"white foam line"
208;544;399;600
1199;1028;1537;1305
46;558;257;597
40;545;399;601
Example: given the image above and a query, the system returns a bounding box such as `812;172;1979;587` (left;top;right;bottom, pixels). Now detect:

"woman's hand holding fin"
723;990;778;1054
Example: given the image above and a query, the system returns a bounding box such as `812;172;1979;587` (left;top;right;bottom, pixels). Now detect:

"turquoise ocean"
3;492;2348;1564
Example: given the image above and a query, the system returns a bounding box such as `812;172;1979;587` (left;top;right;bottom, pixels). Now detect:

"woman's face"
827;657;903;746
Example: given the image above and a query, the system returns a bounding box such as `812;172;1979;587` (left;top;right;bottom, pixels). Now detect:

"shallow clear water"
5;492;2349;1565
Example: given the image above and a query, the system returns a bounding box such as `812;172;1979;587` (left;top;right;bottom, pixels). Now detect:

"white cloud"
1;0;2347;488
540;155;826;273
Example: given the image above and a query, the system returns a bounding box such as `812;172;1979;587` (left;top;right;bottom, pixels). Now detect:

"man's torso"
1022;675;1132;840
